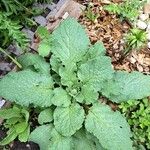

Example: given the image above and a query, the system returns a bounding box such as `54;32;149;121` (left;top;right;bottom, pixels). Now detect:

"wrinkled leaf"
54;103;85;136
78;56;114;91
101;71;150;102
51;87;71;107
18;53;50;75
38;108;53;125
0;70;53;107
85;103;132;150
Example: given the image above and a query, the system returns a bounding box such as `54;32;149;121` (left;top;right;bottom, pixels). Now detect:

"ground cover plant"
124;28;147;53
120;98;150;149
104;0;145;23
0;0;52;49
1;18;150;149
0;105;30;146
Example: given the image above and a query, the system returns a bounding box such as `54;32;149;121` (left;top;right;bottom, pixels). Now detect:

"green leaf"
0;128;17;146
87;41;106;59
51;18;90;66
21;108;29;123
51;87;71;107
0;70;53;107
54;103;85;136
18;125;30;142
59;65;78;87
38;108;53;125
38;39;51;57
14;122;28;134
78;56;114;91
50;54;62;74
75;85;98;104
18;53;50;75
72;129;98;150
49;128;72;150
0;108;21;119
36;26;49;39
101;71;150;102
29;125;53;150
85;103;133;150
5;117;21;125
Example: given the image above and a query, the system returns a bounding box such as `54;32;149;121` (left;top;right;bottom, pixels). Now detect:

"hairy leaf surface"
78;56;114;91
29;125;53;150
54;103;85;136
51;87;71;107
18;53;50;74
51;18;90;66
48;128;72;150
101;71;150;102
72;129;101;150
38;108;53;125
0;70;53;107
85;103;132;150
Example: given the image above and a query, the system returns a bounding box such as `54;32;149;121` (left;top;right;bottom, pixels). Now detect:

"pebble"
148;42;150;49
144;3;150;14
137;20;147;30
147;24;150;31
139;13;149;21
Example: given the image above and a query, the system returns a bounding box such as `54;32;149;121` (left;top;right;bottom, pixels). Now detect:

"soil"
77;0;150;74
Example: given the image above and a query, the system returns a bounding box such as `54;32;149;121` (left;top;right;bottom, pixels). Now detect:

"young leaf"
29;125;53;150
54;103;85;136
87;41;106;59
85;103;133;150
36;26;49;39
0;70;53;107
51;18;90;66
18;125;30;142
59;65;78;87
101;71;150;102
78;56;114;91
0;128;17;146
0;108;21;119
50;54;62;74
75;85;98;104
38;39;51;57
14;122;28;134
51;87;71;107
38;108;53;125
18;53;50;75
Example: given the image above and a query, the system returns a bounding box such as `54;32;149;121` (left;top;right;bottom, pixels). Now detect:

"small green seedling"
119;98;150;149
84;5;100;23
125;28;147;53
104;0;146;23
0;105;30;146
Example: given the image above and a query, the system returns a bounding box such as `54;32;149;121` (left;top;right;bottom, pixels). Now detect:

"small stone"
147;24;150;31
34;16;47;26
144;3;150;14
139;13;149;21
137;20;147;30
137;64;144;72
148;42;150;48
62;12;69;19
130;57;136;64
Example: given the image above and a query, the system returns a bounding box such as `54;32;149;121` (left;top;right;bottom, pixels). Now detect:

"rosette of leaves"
0;105;30;146
1;18;150;149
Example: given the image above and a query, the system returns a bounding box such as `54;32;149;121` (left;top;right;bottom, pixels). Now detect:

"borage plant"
1;18;150;150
